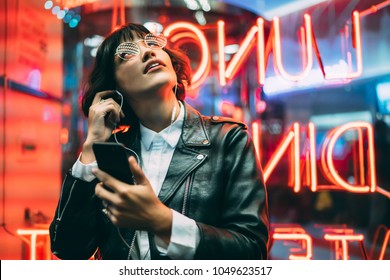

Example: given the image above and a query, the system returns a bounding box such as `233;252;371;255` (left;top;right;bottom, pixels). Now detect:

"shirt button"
197;154;204;160
202;139;209;145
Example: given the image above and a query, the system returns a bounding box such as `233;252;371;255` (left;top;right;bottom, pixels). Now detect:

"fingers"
99;100;122;123
92;90;126;123
102;205;118;225
93;157;149;190
93;90;116;105
128;156;149;185
95;181;118;203
93;168;126;200
95;179;130;224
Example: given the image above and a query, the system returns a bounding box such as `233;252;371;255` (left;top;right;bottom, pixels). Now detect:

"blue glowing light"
52;6;60;15
44;1;53;10
69;19;79;28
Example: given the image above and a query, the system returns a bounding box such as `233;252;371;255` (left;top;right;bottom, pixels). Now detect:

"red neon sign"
324;233;364;260
271;225;390;260
257;121;390;199
162;10;365;87
54;0;97;8
17;224;388;260
16;119;389;259
320;122;376;193
164;21;211;94
273;14;314;82
272;226;313;260
16;229;50;260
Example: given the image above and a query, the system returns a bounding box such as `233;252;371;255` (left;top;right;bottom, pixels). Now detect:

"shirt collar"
140;102;184;150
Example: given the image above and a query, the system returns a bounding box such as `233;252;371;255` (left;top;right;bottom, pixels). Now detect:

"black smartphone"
92;142;135;185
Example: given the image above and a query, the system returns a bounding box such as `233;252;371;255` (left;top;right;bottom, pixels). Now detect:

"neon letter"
273;14;314;81
263;122;301;192
218;18;266;86
16;229;50;260
378;230;390;260
320;121;376;193
164;22;210;91
324;11;363;79
252;122;261;161
272;233;313;260
303;123;318;191
324;234;364;260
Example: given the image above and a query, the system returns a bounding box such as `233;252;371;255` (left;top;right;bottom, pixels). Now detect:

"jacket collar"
113;101;210;204
113;101;211;158
181;101;211;147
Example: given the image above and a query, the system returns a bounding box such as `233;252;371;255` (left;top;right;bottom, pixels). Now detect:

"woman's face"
113;32;177;100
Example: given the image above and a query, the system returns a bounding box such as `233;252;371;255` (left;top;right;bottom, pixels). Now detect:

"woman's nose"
141;47;156;62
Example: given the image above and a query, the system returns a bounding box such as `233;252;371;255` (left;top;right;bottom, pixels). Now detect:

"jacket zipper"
181;174;192;215
53;175;77;241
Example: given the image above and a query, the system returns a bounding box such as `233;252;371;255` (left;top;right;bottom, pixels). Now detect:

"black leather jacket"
50;102;269;259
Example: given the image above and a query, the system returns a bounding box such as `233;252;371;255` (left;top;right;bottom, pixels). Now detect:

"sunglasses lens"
115;34;167;60
115;42;140;60
144;33;167;49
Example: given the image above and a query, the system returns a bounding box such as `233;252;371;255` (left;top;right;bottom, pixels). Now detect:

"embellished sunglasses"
115;33;167;61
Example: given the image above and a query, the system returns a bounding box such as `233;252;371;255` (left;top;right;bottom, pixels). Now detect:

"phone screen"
92;142;134;185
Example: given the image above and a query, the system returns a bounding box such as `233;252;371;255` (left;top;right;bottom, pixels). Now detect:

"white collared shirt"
72;102;199;259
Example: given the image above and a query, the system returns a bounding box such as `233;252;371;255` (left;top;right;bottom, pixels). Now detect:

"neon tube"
324;122;376;193
273;233;313;260
324;234;364;260
273;14;313;82
325;12;363;80
16;229;50;260
164;22;210;88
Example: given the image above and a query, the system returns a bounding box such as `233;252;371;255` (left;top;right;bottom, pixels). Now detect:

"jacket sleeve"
49;171;103;259
195;124;270;259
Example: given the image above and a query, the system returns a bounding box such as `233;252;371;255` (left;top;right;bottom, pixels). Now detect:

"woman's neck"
130;96;180;133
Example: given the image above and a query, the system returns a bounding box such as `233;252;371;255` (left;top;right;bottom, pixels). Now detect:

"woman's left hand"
93;156;172;243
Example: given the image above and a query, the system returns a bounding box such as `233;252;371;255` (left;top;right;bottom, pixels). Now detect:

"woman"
50;23;269;260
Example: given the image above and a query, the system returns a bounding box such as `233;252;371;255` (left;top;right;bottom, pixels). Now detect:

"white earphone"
113;90;141;164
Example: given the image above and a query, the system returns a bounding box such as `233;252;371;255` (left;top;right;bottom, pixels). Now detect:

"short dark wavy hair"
81;23;192;125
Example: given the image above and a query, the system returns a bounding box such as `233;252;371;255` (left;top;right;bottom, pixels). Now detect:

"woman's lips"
144;59;165;74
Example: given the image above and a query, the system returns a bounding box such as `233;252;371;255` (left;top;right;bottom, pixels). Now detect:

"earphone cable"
113;90;141;164
112;86;178;258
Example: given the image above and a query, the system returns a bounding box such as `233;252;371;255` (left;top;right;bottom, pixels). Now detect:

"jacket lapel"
158;102;210;204
116;103;210;204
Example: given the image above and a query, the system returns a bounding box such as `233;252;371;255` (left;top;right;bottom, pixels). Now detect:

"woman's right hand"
81;90;125;164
